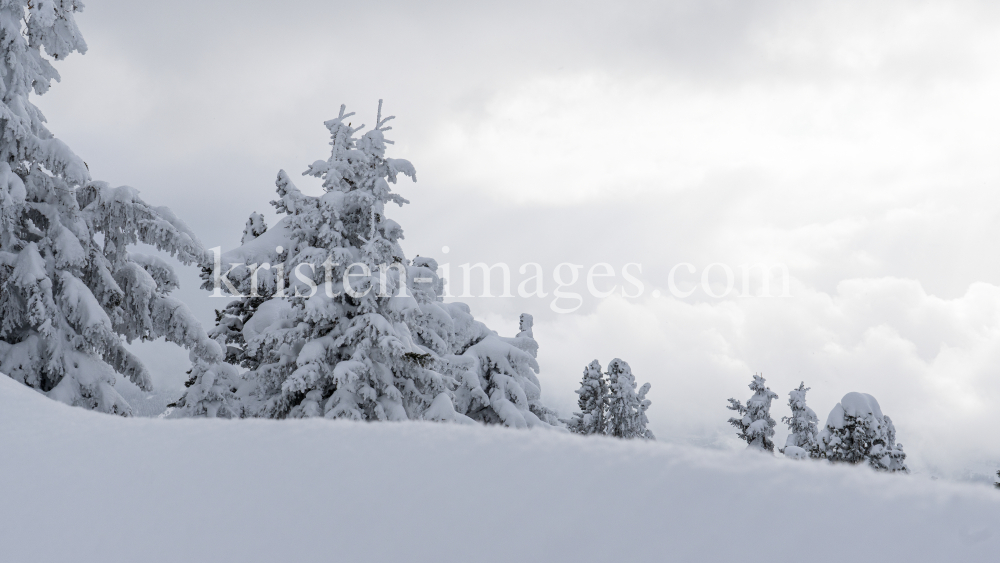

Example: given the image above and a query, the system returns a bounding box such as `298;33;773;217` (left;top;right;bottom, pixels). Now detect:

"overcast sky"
38;0;1000;479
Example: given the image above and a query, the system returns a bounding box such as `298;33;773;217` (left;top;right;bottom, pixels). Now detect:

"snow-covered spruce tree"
168;361;241;418
403;260;556;426
194;212;277;371
879;415;908;473
636;381;653;439
815;393;908;472
185;103;559;427
995;470;1000;489
454;311;555;425
0;1;221;414
727;374;779;452
241;212;267;245
567;360;609;435
606;359;654;439
780;382;819;459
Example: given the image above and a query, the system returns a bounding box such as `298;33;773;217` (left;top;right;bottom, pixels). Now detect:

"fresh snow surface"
1;375;998;563
840;392;884;418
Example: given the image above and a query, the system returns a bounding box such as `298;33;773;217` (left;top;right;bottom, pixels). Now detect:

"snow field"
2;375;998;563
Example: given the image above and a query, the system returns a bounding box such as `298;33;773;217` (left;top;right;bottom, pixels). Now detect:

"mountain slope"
1;374;998;562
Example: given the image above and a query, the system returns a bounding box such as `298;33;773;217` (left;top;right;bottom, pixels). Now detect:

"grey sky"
35;0;1000;479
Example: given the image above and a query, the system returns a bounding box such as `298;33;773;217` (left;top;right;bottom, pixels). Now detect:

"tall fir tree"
606;359;654;439
178;103;559;427
727;374;779;452
567;360;609;435
780;382;819;458
815;392;908;473
0;1;221;414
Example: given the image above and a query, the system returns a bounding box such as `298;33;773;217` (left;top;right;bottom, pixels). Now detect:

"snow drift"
1;374;998;563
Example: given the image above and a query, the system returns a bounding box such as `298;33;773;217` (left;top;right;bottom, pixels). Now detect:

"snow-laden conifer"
567;360;608;435
0;1;222;414
200;212;277;370
781;382;819;458
241;212;267;245
636;381;654;439
606;359;654;439
815;392;908;472
168;361;241;418
186;103;559;427
879;415;908;473
727;374;779;452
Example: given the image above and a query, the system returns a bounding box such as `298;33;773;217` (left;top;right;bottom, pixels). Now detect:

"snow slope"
1;375;998;563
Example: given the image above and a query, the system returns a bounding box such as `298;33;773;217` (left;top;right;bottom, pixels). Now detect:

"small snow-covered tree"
184;103;560;427
879;415;908;473
816;393;908;473
167;360;241;418
727;374;779;452
0;1;222;414
199;212;277;370
454;311;560;427
606;359;654;439
995;470;1000;489
781;382;819;458
241;212;267;245
636;381;653;439
567;360;608;435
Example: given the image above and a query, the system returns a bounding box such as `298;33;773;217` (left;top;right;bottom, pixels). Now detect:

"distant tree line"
727;374;908;473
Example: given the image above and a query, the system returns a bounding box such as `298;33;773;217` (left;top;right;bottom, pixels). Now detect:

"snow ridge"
1;374;997;563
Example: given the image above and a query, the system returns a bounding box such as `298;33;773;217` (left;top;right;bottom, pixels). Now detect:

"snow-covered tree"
995;470;1000;489
511;313;538;359
167;360;241;418
241;212;267;245
879;415;908;473
567;360;608;435
453;311;560;427
0;1;222;414
815;392;908;473
780;382;819;458
606;359;654;439
184;103;559;427
636;381;653;439
198;212;278;370
727;374;779;452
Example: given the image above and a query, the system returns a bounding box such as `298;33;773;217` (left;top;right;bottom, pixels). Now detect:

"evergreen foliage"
780;382;819;458
815;393;908;473
178;103;558;427
168;361;241;418
567;360;609;435
606;359;654;439
0;1;221;414
241;212;267;245
727;374;779;452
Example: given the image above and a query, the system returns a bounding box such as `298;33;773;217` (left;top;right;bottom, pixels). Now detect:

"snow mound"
783;445;809;459
824;392;885;429
840;391;884;420
1;375;998;563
